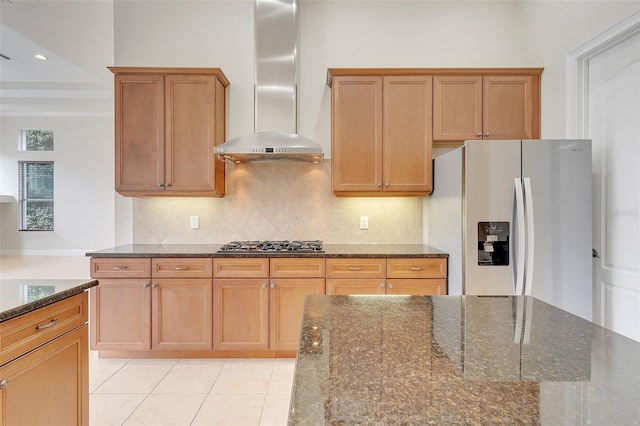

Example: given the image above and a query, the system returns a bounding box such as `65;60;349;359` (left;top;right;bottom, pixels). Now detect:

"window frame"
18;161;55;232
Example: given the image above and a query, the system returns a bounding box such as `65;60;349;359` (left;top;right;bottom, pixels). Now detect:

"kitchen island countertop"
85;243;448;258
0;278;98;322
289;295;640;425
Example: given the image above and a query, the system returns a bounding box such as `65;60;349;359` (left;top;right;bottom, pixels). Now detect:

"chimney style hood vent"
215;0;324;164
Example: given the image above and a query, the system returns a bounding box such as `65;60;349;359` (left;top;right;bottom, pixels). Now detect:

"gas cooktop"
217;240;324;253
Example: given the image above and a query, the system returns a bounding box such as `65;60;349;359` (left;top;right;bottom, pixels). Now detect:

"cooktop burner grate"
217;240;324;253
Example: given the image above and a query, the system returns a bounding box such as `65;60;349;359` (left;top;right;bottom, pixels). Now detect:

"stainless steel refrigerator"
426;139;592;320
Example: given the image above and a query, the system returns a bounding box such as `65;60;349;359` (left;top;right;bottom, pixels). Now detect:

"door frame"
565;9;640;328
566;9;640;139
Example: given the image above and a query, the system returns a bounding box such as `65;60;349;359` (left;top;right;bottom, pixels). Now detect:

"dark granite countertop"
85;244;448;258
0;279;98;323
289;295;640;425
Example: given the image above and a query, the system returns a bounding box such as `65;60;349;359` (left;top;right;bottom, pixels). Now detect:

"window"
21;129;54;151
19;161;54;231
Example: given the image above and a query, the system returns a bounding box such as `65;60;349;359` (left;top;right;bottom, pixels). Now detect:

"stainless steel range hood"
214;0;323;164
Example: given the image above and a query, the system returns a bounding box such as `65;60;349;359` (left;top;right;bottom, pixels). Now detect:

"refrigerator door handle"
513;178;526;296
523;177;535;296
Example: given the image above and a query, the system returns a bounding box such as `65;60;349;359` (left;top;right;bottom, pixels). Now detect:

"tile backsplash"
133;161;423;244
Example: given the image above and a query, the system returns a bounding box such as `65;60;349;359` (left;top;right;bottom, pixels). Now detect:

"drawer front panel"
386;258;447;279
270;258;325;278
0;292;88;365
152;258;212;278
326;259;386;278
91;258;151;278
213;258;269;278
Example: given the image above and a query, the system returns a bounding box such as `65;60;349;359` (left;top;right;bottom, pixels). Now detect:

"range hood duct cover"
215;0;324;164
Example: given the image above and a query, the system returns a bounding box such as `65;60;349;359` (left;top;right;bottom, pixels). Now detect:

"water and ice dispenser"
478;222;509;266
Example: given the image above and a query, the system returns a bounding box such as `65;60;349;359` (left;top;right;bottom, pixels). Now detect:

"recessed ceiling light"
34;54;47;61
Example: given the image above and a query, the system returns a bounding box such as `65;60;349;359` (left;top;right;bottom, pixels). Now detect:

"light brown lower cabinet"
0;293;89;426
327;258;447;296
90;257;213;353
213;258;325;352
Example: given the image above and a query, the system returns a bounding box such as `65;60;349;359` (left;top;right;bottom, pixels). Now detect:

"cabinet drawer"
152;258;212;278
326;258;386;278
213;258;269;278
386;258;447;279
270;258;325;278
90;257;151;278
0;292;88;365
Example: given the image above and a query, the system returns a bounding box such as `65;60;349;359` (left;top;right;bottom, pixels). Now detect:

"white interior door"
588;31;640;341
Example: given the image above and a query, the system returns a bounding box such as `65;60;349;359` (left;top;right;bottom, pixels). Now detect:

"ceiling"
0;0;114;116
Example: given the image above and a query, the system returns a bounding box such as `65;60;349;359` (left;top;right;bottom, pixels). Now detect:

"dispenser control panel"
478;222;509;266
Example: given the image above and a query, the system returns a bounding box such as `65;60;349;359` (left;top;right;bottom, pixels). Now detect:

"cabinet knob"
485;132;490;137
388;283;394;289
270;283;275;289
379;283;386;288
0;379;8;389
157;183;165;187
476;132;483;137
377;183;382;188
262;283;268;289
143;283;150;288
384;183;390;187
151;283;158;288
165;183;172;187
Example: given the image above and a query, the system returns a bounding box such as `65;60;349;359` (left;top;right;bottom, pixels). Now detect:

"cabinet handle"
0;379;8;389
112;265;128;270
410;267;423;271
476;132;483;137
151;283;158;288
388;283;394;289
165;183;172;187
175;266;188;271
376;183;382;188
157;183;165;187
349;267;362;271
143;283;150;288
485;132;490;137
270;283;275;289
36;318;58;330
384;183;390;187
379;283;386;288
262;283;268;289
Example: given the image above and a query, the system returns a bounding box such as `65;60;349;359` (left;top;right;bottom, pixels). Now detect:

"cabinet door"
433;76;483;142
213;279;269;351
114;74;165;194
152;279;213;351
383;76;433;193
387;279;447;296
90;279;151;350
165;75;224;195
327;279;386;295
269;278;325;351
483;75;538;140
0;325;89;426
332;76;383;194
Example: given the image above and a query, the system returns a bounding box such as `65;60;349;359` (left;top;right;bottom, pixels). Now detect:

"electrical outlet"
190;216;199;229
359;216;368;230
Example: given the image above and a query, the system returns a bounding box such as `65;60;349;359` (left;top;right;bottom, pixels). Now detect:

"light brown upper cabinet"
330;74;433;196
432;70;542;145
110;67;229;197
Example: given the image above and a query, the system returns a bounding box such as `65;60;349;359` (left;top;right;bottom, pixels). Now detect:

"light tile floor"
89;354;295;426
